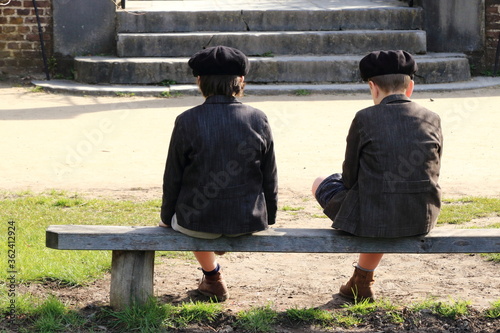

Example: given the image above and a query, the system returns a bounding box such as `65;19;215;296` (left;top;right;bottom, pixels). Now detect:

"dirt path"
2;84;500;313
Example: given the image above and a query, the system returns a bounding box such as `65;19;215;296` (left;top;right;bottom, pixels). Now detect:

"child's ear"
405;80;414;98
369;81;379;98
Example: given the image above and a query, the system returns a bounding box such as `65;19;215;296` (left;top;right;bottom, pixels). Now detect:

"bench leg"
110;250;155;310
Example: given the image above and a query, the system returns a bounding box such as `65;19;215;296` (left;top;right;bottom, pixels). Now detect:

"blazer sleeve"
160;119;186;224
342;115;363;189
261;119;278;225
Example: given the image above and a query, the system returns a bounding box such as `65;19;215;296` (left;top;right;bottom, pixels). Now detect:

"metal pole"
32;0;50;80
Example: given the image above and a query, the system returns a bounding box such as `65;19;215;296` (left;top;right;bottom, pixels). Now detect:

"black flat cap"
359;50;417;81
188;46;250;77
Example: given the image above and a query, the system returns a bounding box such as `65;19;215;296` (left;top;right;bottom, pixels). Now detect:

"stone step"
33;76;500;97
117;8;422;33
74;53;471;85
117;30;427;57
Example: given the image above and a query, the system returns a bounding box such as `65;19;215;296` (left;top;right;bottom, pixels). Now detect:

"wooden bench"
46;225;500;309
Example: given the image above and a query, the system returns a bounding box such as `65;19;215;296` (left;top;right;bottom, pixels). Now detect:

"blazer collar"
380;94;411;105
204;95;241;104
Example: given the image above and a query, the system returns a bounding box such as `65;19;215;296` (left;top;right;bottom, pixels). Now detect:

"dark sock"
202;263;220;276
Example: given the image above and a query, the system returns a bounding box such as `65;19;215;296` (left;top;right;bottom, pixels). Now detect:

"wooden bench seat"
46;225;500;309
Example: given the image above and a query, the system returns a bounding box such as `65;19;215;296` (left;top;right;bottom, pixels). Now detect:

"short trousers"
171;214;250;239
314;173;347;208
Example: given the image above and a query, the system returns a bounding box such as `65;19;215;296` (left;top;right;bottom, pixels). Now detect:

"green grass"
114;92;135;97
409;297;471;319
484;299;500;319
159;91;183;98
32;295;86;333
236;303;278;332
280;205;304;212
103;299;223;331
159;79;177;86
104;298;170;332
29;86;44;93
257;51;275;57
439;197;500;225
294;89;311;96
0;191;162;284
286;307;338;327
1;291;499;332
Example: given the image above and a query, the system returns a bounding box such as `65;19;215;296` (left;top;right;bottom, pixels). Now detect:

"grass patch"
32;295;85;333
257;51;274;57
484;299;500;319
294;89;311;96
280;205;304;212
159;91;183;98
0;191;162;284
236;304;278;332
104;298;169;332
29;86;44;93
159;79;177;86
100;299;223;332
409;298;471;319
114;92;135;97
439;197;500;225
1;290;499;332
174;300;223;327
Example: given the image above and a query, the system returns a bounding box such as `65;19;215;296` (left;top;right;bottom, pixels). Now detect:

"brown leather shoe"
198;272;229;302
339;267;375;302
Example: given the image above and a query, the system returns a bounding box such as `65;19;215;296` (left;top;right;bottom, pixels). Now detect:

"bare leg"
194;251;228;301
193;251;218;272
357;253;384;270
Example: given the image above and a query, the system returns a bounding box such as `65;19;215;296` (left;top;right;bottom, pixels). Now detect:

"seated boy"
160;46;278;302
312;50;443;301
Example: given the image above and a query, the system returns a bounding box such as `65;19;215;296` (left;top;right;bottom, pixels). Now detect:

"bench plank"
46;225;500;253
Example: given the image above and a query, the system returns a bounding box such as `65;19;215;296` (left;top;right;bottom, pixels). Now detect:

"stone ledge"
32;77;500;97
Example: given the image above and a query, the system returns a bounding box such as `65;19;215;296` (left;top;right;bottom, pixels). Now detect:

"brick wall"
485;0;500;73
0;0;52;75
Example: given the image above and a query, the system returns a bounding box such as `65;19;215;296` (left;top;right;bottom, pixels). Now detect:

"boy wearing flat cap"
160;46;278;302
312;50;443;301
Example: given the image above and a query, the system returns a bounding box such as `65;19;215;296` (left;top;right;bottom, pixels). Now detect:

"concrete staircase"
72;1;472;93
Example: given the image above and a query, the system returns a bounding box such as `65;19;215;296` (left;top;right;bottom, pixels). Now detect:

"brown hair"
369;74;411;93
198;75;245;97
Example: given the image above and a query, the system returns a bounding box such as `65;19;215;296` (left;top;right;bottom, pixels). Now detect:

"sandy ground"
2;83;500;311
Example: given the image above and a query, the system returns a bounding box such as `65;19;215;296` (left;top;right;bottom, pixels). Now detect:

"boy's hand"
158;220;171;228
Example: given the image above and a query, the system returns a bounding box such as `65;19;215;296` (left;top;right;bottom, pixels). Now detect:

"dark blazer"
324;94;443;238
161;95;278;234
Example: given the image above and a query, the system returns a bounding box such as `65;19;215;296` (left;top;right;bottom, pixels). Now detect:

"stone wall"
485;0;500;73
1;0;500;77
0;0;52;75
